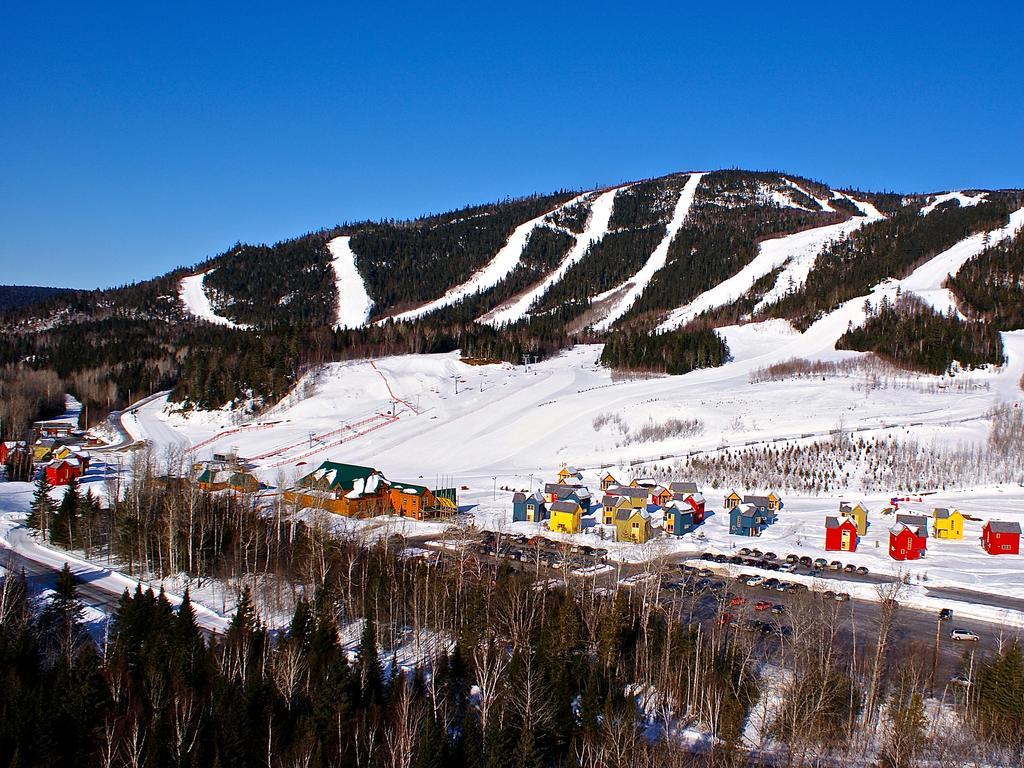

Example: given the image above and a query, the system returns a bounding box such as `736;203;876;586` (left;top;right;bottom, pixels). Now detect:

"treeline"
600;325;730;375
836;294;1004;374
0;365;64;439
0;285;73;313
763;199;1013;328
948;229;1024;329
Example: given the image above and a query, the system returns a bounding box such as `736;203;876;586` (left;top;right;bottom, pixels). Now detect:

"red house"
889;521;927;561
824;516;858;552
44;457;84;486
673;491;706;524
0;441;24;464
982;520;1021;556
650;486;672;506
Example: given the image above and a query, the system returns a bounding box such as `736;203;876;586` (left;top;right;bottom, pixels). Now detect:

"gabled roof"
513;492;527;503
615;507;650;522
301;461;381;492
606;486;647;499
744;495;771;506
986;520;1022;535
669;481;698;494
390;482;430;496
600;470;618;480
896;513;929;537
825;516;856;529
651;485;669;496
933;507;961;520
550;500;581;514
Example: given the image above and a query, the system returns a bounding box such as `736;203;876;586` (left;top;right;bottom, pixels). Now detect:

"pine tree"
50;476;80;549
357;615;383;703
27;472;55;541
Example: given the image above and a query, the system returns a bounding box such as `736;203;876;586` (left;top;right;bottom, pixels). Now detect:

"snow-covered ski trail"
178;271;251;329
480;187;622;327
658;192;882;331
899;207;1024;316
921;191;988;216
328;236;374;329
748;195;886;315
590;173;704;332
783;178;834;212
382;192;592;324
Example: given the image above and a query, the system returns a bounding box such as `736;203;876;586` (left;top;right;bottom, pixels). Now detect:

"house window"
632;521;639;529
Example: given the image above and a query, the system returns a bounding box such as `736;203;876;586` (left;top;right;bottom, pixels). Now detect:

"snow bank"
591;173;705;331
328;236;374;329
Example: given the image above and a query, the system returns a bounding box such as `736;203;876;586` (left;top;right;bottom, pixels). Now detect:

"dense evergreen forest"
0;285;73;312
836;294;1005;374
600;325;730;375
948;230;1024;330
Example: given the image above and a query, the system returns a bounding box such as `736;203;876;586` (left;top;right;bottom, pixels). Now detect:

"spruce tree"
50;476;80;549
27;472;55;541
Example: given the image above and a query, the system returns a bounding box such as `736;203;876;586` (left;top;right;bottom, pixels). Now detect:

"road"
0;516;228;635
91;390;175;452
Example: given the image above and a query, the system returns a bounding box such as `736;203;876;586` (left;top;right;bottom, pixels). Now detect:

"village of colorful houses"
510;465;1022;561
3;420;1020;566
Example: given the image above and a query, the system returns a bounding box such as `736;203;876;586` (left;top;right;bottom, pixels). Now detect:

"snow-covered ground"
481;187;622;327
327;236;374;329
178;270;250;329
660;197;881;331
920;191;987;216
383;192;594;323
592;172;704;331
899;207;1024;316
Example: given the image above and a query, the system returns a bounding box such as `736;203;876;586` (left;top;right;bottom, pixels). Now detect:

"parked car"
719;612;736;626
728;555;744;565
780;562;797;573
785;554;799;564
770;604;786;615
799;556;813;567
843;564;856;573
939;608;954;621
834;592;850;602
829;561;843;571
763;552;777;561
713;554;728;564
729;596;747;607
856;566;869;575
738;547;752;556
951;628;980;642
751;549;763;558
754;600;773;611
761;578;781;590
813;558;828;568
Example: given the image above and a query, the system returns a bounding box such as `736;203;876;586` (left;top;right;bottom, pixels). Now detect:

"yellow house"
840;502;869;536
607;486;647;509
613;508;653;544
766;492;782;512
599;471;619;491
557;465;582;484
932;508;964;540
601;495;631;525
724;490;742;510
549;500;582;534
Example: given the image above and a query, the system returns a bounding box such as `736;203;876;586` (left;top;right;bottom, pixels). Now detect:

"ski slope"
480;188;621;327
659;195;881;331
328;236;374;329
783;178;835;212
591;173;704;331
178;271;250;329
921;191;988;216
382;193;594;323
899;207;1024;316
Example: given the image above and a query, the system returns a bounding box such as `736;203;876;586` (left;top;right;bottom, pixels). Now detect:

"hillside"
1;168;1023;435
0;285;73;312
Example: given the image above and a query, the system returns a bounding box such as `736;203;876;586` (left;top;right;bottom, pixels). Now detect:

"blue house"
513;492;548;524
729;503;772;536
663;500;696;537
544;483;592;512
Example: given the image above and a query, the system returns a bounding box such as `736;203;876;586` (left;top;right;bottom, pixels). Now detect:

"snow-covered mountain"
4;168;1024;414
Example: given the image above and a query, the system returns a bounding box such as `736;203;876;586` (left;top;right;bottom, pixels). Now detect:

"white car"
950;628;980;642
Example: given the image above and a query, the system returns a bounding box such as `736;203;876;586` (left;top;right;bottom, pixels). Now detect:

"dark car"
763;552;777;561
799;556;813;567
939;608;953;621
785;554;799;564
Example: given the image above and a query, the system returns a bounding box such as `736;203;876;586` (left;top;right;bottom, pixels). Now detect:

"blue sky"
2;2;1022;288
